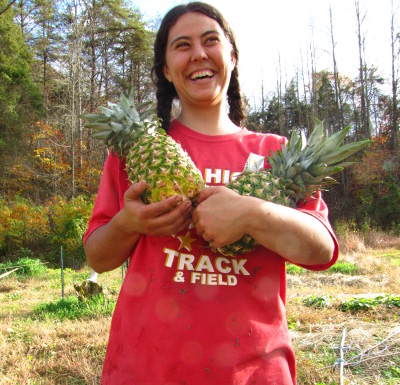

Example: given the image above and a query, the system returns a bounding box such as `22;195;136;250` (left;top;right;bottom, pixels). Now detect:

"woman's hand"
121;181;194;237
192;187;248;248
85;181;193;273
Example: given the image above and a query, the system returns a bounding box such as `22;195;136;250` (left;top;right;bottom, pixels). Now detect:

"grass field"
0;230;399;384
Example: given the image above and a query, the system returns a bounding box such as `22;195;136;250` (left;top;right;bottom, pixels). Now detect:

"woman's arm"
192;187;335;265
85;181;194;273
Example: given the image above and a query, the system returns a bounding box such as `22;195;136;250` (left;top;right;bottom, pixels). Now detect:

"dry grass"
288;230;400;385
0;270;120;385
0;230;399;384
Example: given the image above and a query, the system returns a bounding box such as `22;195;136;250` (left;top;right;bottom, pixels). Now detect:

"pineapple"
83;90;205;204
216;119;371;256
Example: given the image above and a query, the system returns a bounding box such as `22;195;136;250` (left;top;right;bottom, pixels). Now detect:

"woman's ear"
230;51;237;70
163;65;172;82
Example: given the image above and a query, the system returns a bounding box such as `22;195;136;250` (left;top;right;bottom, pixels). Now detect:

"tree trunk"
355;0;369;139
391;0;399;181
329;6;345;130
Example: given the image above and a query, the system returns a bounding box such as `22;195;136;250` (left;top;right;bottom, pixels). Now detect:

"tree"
0;0;43;175
0;0;16;15
390;0;399;181
355;0;370;139
283;77;309;132
313;71;338;134
30;0;59;110
329;5;345;130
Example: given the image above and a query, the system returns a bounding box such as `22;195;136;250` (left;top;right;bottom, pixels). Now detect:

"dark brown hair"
151;1;245;129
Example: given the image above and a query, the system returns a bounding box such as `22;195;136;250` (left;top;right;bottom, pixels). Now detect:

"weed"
303;294;333;308
287;316;300;330
8;291;22;301
340;294;400;312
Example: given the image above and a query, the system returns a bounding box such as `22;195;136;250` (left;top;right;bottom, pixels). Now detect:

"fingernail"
175;195;182;203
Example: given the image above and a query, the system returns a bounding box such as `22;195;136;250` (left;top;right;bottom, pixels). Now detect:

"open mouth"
190;70;215;80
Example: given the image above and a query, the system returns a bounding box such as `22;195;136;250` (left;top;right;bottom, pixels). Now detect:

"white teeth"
191;70;214;80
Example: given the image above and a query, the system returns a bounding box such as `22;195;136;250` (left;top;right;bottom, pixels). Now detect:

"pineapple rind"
125;132;205;204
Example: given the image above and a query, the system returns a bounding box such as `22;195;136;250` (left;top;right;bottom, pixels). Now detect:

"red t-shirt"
84;120;338;385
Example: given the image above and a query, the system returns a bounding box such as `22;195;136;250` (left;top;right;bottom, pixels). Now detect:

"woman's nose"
191;44;208;62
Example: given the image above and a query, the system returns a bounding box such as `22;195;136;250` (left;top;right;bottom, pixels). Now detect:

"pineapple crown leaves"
82;89;164;157
267;118;371;201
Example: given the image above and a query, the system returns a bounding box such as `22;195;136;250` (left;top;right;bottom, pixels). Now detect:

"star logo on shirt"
177;231;196;252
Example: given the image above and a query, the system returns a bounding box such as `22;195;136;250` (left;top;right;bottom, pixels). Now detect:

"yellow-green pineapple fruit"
83;90;205;204
217;119;371;257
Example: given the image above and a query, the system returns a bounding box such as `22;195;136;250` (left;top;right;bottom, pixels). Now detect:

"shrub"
47;195;94;268
0;195;93;268
0;197;49;259
359;177;400;231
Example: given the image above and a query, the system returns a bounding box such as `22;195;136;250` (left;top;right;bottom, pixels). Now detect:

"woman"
84;2;338;384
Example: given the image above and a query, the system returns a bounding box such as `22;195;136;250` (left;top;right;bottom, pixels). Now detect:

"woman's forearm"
247;198;335;265
84;182;194;273
193;187;335;265
84;209;141;273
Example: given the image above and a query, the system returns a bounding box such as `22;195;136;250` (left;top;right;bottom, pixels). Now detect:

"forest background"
0;0;399;268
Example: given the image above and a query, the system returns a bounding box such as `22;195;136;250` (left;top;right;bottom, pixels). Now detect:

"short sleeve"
83;153;130;244
295;190;339;271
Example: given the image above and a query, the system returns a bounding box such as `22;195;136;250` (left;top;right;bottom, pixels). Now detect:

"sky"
131;0;397;107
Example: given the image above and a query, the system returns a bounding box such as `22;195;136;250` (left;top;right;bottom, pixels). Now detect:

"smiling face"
163;12;236;110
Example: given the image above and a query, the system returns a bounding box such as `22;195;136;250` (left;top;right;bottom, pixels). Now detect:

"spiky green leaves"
82;89;164;157
267;119;371;202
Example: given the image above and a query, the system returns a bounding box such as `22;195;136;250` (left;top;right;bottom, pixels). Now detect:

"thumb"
196;186;219;204
125;181;147;201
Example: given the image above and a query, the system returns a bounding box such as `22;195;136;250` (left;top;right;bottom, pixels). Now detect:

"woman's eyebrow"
169;30;221;48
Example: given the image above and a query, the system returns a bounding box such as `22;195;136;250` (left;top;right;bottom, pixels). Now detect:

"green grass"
326;261;359;275
0;256;48;277
286;261;359;276
286;263;306;275
378;251;400;267
33;293;116;321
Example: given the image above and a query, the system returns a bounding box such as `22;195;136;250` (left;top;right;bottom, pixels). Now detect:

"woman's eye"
175;42;190;49
206;37;219;44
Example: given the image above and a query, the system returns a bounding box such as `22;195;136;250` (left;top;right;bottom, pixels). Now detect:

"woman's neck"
177;104;241;136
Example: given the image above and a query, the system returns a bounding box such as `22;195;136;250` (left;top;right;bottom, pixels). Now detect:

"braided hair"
151;2;245;130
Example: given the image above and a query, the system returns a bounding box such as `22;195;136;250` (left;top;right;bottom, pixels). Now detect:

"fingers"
122;181;195;237
124;180;147;201
127;181;187;216
139;198;193;236
147;201;193;236
148;195;183;217
126;181;186;216
196;186;220;204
